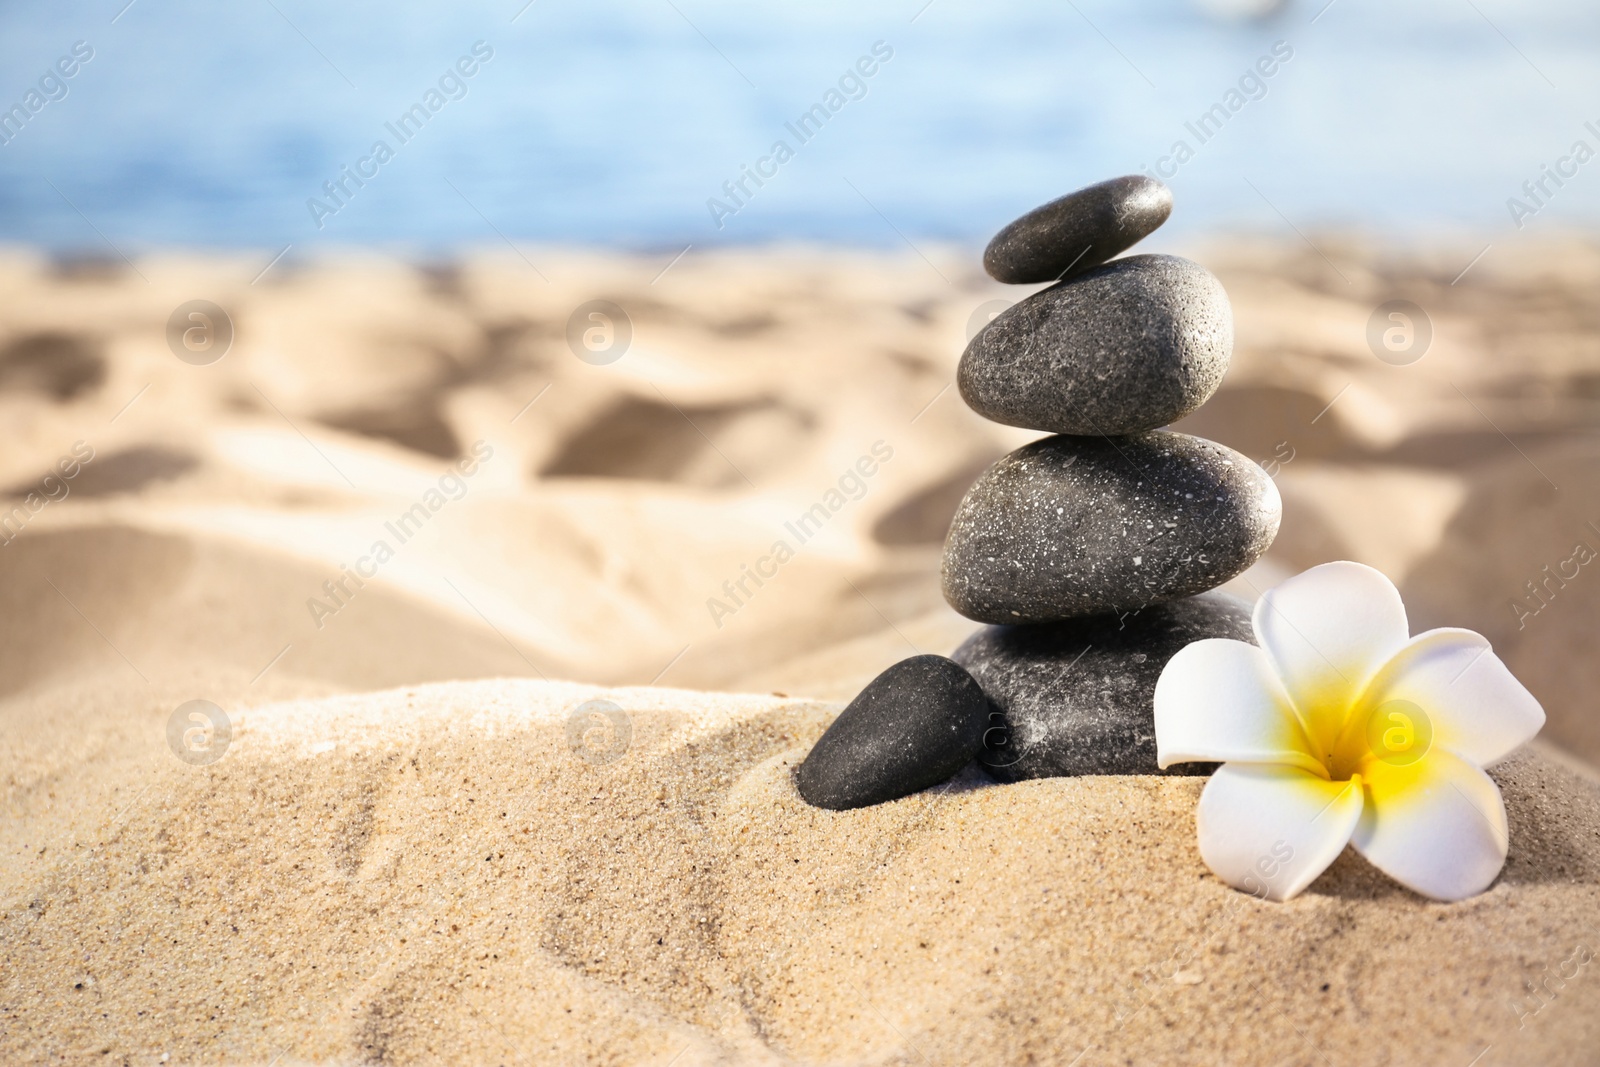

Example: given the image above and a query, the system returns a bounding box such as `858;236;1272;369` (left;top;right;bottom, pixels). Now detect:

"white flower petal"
1352;750;1508;902
1155;639;1323;775
1360;628;1544;768
1196;763;1364;901
1253;561;1410;735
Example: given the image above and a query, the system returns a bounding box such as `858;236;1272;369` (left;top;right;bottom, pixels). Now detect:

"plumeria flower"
1154;561;1544;902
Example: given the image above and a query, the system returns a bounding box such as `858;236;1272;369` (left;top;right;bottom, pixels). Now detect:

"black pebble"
941;431;1280;624
959;254;1232;437
953;591;1254;780
796;655;989;811
983;175;1173;284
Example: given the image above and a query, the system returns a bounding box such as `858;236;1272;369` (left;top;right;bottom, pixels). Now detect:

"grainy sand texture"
3;240;1599;1064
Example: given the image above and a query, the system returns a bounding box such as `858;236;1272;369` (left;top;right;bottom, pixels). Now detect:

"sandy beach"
3;239;1599;1064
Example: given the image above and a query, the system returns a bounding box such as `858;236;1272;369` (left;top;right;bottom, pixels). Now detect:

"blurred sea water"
0;0;1597;251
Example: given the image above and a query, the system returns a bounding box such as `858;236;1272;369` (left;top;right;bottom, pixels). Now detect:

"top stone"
983;176;1173;284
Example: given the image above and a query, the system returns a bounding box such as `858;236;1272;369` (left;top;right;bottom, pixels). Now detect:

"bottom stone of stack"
952;589;1253;781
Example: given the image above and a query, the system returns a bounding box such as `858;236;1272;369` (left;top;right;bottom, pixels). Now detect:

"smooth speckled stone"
983;175;1173;284
959;254;1232;436
796;655;988;811
952;591;1253;780
940;431;1280;624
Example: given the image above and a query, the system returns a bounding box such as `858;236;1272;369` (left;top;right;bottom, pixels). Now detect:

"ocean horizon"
2;0;1597;253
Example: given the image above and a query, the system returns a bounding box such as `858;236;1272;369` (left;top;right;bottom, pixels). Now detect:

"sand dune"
4;679;1598;1065
3;240;1599;1062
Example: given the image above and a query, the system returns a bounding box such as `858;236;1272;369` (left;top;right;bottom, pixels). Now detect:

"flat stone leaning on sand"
982;174;1173;284
941;431;1280;624
959;254;1232;436
796;654;989;810
953;590;1254;780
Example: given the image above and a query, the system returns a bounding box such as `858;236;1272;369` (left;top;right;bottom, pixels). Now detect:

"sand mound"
3;679;1597;1065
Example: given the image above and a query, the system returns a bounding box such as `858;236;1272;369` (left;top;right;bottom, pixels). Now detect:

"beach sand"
2;239;1599;1063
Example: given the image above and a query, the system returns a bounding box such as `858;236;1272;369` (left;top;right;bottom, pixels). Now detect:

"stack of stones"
798;176;1280;810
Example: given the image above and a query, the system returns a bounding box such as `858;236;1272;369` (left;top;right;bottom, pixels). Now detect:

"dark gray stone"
953;591;1254;780
796;655;988;811
959;254;1232;436
940;431;1280;624
983;175;1172;284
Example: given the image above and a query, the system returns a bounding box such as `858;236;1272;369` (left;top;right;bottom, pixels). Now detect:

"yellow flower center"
1293;689;1434;782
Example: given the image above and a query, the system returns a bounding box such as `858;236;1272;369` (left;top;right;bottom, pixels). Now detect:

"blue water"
1;0;1597;251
